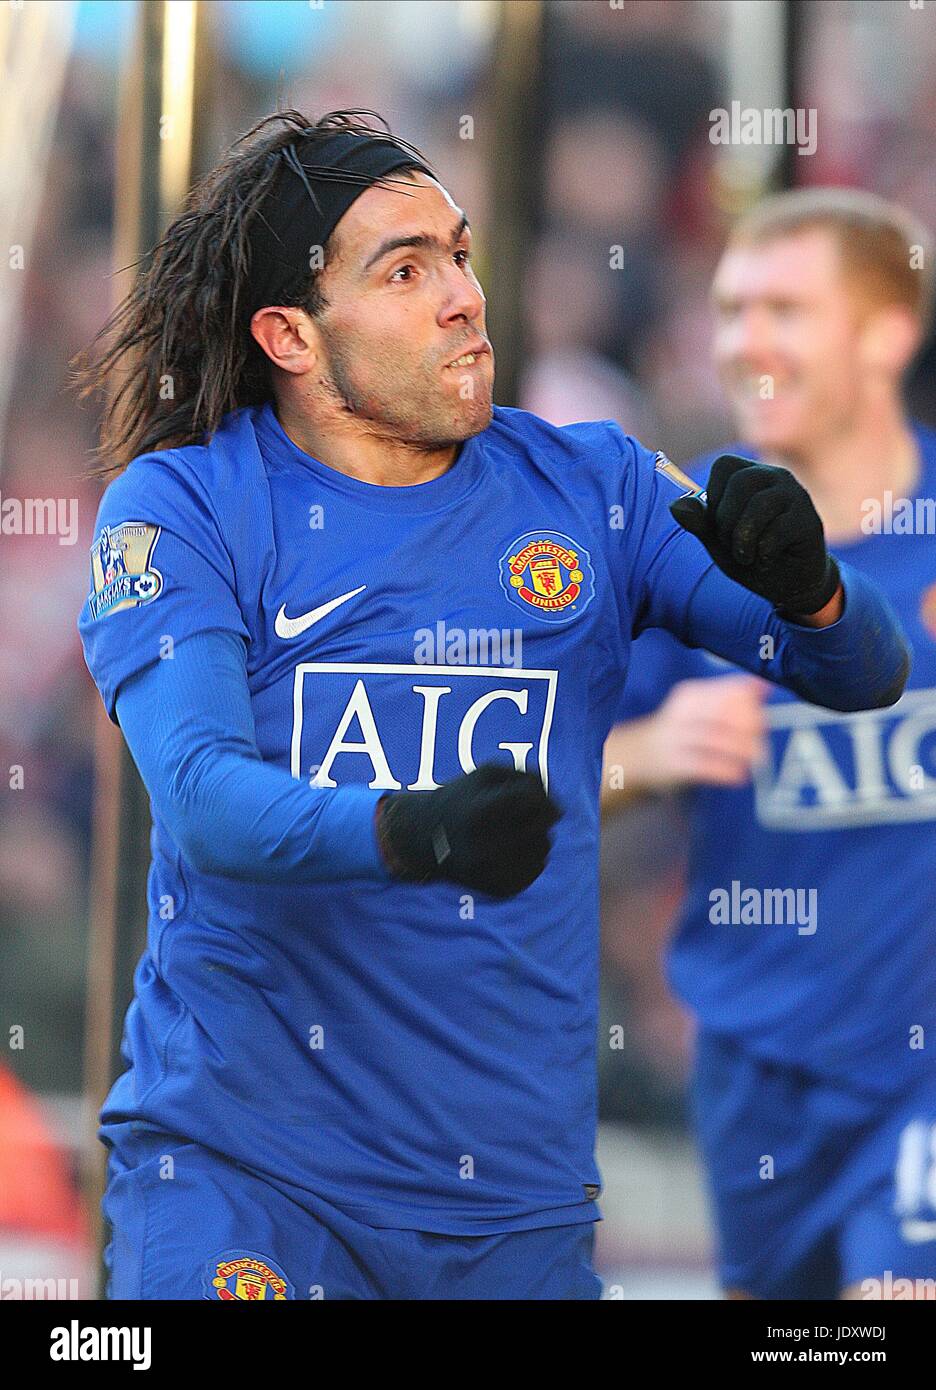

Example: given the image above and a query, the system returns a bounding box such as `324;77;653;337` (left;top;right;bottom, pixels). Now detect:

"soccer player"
603;188;936;1301
76;112;908;1301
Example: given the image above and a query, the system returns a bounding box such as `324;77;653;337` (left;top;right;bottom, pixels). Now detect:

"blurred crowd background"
2;0;935;1295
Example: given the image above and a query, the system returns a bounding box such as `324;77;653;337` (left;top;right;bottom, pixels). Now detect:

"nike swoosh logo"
274;585;367;640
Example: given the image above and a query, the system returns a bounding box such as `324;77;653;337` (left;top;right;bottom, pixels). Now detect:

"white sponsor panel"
290;663;558;792
753;689;936;829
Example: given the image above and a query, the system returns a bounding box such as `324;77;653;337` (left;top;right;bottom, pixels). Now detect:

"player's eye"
390;263;417;283
454;248;471;268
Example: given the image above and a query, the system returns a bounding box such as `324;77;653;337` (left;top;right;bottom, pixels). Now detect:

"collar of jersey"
253;399;486;515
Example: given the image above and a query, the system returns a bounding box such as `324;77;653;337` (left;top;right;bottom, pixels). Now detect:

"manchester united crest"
499;529;595;624
206;1251;292;1301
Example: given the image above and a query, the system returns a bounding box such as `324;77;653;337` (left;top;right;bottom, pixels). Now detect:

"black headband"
245;128;436;319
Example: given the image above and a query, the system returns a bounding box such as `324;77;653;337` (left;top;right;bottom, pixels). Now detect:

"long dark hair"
70;108;430;477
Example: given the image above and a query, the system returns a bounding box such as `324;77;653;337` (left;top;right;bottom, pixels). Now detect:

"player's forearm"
601;719;664;813
163;746;388;882
115;629;391;884
683;561;909;713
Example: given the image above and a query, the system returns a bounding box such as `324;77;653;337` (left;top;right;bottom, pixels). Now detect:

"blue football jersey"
620;425;936;1100
78;401;905;1232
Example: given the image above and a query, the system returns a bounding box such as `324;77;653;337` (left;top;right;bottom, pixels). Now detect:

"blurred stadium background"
1;0;934;1300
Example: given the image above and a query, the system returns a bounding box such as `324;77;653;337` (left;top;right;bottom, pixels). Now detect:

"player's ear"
250;305;319;376
857;303;922;376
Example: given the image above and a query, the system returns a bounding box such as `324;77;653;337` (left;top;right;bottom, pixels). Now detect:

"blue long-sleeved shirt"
114;561;907;888
79;401;910;1232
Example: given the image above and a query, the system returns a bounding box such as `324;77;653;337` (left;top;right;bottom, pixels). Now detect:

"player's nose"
439;267;486;328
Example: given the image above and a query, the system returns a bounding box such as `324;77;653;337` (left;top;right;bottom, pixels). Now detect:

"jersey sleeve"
607;424;909;713
78;450;250;722
115;627;390;884
608;424;717;643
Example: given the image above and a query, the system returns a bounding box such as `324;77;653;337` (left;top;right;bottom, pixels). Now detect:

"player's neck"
272;400;459;487
765;403;921;546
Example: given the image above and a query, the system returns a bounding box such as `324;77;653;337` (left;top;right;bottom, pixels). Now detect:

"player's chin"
445;390;494;439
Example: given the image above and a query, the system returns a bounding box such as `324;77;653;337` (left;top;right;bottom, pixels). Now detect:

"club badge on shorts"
88;521;163;620
206;1251;292;1300
499;529;595;624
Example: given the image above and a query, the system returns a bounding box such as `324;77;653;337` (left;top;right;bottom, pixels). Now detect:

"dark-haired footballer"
76;110;908;1300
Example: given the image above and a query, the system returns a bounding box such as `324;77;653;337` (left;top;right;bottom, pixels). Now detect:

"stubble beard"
319;325;492;449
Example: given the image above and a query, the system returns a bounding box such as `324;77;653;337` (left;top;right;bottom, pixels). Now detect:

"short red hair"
728;187;934;325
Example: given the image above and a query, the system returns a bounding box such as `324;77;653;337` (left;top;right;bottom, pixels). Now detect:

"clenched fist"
669;455;841;617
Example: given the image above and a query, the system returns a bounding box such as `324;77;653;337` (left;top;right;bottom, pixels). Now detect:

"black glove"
376;763;561;898
669;454;840;616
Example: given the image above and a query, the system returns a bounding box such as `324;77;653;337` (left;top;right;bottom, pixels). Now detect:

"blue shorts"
692;1031;936;1299
102;1126;602;1301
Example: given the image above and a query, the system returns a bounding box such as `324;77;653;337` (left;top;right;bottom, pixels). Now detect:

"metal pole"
777;0;807;192
0;1;76;471
485;0;546;409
